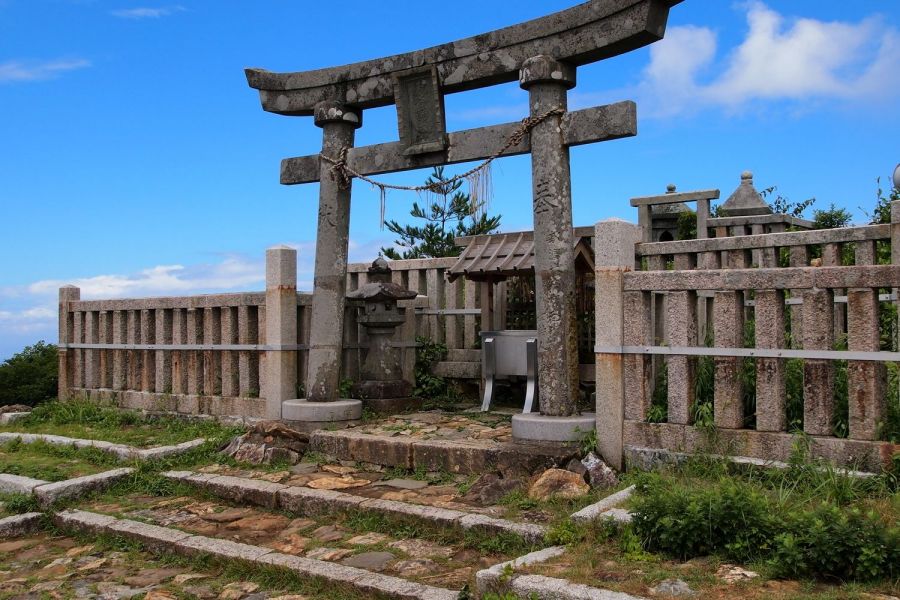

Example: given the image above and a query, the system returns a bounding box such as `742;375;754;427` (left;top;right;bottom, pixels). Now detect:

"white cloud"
27;256;265;299
110;5;185;19
0;58;90;83
0;238;391;355
0;305;56;334
637;2;900;116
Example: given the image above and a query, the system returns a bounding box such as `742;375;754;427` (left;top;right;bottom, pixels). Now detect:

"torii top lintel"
245;0;681;116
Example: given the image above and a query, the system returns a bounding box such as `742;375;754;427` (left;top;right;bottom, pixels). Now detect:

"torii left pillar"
282;101;363;427
511;55;595;442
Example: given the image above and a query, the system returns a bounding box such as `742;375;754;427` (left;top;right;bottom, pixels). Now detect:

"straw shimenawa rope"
319;107;565;226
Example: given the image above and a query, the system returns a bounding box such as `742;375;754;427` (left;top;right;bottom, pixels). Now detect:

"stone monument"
245;0;681;440
347;258;420;414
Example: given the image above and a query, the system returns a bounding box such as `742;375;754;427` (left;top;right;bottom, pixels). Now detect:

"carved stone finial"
666;184;676;193
367;256;391;283
720;170;772;217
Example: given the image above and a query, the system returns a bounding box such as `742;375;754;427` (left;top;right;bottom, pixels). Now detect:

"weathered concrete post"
264;245;298;420
282;101;363;428
512;55;593;442
594;219;641;469
58;285;80;401
304;101;362;403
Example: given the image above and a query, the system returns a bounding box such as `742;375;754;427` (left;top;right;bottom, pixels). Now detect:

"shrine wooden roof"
447;227;595;282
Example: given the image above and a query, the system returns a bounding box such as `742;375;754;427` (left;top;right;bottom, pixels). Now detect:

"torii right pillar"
511;55;595;443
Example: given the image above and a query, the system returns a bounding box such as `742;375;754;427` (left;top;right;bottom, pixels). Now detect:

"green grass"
0;397;243;447
0;438;115;481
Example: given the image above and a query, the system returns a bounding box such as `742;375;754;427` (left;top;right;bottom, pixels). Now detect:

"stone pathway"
83;492;512;591
0;531;314;600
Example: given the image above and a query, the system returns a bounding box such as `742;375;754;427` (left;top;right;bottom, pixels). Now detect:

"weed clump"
630;469;899;581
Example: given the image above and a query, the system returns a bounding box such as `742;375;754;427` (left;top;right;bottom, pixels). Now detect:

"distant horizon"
1;1;899;361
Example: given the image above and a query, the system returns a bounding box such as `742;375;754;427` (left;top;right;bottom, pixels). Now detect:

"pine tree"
381;167;501;259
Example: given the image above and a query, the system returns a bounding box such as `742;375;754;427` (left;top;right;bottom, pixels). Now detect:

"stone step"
0;432;206;461
162;470;546;543
310;428;577;477
54;509;459;600
34;468;135;507
431;361;480;379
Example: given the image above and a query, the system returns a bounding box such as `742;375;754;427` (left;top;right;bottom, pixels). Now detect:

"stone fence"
56;251;492;420
596;201;900;472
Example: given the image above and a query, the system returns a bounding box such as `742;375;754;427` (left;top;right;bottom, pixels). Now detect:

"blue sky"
1;1;899;360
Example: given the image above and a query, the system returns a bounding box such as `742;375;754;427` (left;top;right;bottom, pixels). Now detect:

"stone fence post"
264;245;298;420
893;201;899;402
594;219;640;470
58;285;81;401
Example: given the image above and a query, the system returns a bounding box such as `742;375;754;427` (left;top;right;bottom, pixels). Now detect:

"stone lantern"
347;257;420;413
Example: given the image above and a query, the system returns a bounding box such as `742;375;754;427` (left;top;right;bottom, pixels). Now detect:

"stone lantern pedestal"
348;258;421;414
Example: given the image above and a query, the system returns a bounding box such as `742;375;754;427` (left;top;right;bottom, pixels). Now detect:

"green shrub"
0;341;57;406
770;504;898;581
413;336;450;399
631;473;776;562
630;472;899;581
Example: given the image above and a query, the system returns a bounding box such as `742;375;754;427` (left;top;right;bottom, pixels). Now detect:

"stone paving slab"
59;509;460;600
0;473;48;494
0;511;43;537
277;485;367;515
34;467;135;507
359;498;468;527
204;474;286;508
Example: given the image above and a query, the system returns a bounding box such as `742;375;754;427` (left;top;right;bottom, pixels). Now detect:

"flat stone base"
310;429;578;477
362;396;422;415
281;399;362;431
511;412;596;443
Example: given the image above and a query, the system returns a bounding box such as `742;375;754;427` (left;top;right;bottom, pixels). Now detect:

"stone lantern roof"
347;281;418;302
347;258;417;302
719;171;772;217
650;184;691;215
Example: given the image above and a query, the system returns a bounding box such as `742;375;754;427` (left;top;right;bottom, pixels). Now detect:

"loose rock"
340;551;395;572
528;468;589;500
222;421;309;465
306;476;370;490
716;564;759;583
581;452;619;488
650;579;696;597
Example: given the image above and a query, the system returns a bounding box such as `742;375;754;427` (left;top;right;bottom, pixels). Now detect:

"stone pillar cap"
719;171;773;217
313;101;363;128
519;55;576;90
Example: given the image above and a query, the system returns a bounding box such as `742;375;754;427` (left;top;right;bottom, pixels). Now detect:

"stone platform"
307;410;579;477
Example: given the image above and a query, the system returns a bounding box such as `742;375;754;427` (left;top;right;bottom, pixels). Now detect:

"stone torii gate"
246;0;680;440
